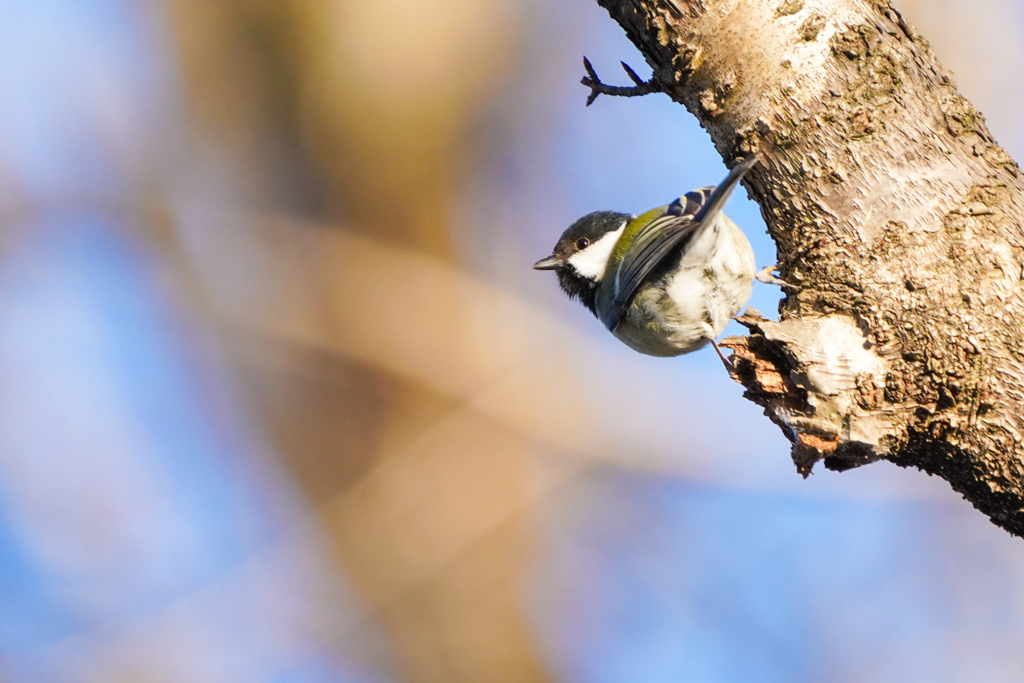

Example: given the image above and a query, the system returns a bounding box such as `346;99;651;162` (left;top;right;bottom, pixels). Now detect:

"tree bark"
592;0;1024;536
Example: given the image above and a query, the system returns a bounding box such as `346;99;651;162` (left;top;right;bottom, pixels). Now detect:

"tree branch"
580;57;663;106
592;0;1024;536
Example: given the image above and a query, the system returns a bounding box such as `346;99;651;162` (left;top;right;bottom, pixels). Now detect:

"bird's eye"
575;238;590;250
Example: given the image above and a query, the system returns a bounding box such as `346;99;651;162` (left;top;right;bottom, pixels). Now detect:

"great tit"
533;154;767;366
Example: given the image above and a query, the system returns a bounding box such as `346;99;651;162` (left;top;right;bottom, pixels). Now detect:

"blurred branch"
593;0;1024;537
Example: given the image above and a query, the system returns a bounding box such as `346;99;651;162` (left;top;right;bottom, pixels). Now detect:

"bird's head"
533;210;630;314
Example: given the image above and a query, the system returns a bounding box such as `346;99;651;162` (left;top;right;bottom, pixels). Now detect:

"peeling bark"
593;0;1024;536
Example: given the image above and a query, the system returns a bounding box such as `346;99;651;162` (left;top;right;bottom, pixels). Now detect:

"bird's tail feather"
692;153;761;225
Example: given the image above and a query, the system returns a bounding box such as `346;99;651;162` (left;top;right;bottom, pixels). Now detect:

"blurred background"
2;0;1024;681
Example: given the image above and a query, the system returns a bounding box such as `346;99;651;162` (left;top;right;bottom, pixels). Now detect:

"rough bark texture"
594;0;1024;536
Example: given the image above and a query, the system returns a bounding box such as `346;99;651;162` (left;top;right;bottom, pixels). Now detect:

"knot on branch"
581;57;663;106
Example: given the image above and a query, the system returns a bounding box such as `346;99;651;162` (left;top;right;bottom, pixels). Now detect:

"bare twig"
581;57;662;106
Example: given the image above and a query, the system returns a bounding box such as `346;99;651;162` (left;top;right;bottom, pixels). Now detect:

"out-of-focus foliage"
3;1;1024;682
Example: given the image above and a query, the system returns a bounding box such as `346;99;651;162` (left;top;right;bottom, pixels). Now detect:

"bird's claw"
755;265;797;289
699;321;734;373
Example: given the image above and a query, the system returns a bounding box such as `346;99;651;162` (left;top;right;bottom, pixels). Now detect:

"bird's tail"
692;153;761;224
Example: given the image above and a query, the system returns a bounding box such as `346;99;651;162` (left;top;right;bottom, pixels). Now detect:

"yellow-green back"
608;204;669;267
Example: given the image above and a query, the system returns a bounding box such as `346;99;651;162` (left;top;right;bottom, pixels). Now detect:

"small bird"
533;154;772;367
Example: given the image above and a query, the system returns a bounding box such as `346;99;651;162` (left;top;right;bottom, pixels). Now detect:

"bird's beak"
532;255;562;270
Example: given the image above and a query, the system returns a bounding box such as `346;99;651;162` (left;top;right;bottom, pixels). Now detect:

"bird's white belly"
612;216;755;357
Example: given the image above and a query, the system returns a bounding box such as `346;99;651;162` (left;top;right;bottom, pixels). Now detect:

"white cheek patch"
567;223;625;280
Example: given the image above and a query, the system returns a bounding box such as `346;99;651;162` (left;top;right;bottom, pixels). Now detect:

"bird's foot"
755;265;796;289
700;322;734;374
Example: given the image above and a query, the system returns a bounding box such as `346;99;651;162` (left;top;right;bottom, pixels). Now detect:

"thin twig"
581;57;662;106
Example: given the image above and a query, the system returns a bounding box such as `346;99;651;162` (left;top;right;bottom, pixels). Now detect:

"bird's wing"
601;154;760;331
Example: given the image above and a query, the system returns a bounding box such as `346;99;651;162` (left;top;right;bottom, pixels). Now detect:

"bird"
533;154;776;368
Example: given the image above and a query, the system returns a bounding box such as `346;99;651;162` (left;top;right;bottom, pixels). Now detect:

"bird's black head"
533;210;630;315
